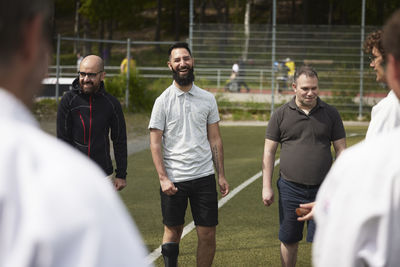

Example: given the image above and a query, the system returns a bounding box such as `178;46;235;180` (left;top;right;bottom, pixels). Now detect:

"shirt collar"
172;82;197;96
289;96;325;112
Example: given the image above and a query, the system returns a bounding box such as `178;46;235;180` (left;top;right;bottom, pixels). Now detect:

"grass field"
119;125;367;267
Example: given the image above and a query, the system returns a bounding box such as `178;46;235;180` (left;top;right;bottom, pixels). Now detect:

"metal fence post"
358;0;366;120
217;69;221;90
125;38;131;109
189;0;193;51
270;0;276;114
55;34;61;103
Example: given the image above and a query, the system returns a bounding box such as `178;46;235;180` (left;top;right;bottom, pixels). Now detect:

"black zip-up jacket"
57;78;127;178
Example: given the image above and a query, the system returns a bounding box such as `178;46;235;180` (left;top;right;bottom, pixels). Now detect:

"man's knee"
164;225;184;242
197;226;216;243
281;241;299;251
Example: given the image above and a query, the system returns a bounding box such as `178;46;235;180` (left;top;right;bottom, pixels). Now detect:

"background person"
312;10;400;266
225;60;250;93
285;58;296;83
120;56;136;74
76;51;83;71
363;30;400;139
262;65;346;267
0;0;149;266
57;55;128;191
149;42;229;267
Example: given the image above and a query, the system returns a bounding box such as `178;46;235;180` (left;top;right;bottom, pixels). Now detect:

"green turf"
119;125;367;266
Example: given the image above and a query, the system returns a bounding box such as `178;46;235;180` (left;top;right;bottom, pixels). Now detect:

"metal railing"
47;23;384;117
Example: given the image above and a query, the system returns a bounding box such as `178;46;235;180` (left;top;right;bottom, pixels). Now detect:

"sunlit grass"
120;125;367;266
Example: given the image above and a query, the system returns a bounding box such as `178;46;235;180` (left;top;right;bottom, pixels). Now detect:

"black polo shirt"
265;97;345;185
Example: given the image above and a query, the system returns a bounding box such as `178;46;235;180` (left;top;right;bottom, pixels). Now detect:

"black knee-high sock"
161;242;179;267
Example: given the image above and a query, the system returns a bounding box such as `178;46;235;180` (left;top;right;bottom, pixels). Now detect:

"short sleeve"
207;96;220;124
148;97;165;131
265;110;281;142
330;107;346;141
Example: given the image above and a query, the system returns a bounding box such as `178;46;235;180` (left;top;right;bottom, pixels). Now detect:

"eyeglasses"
369;55;377;63
78;71;103;78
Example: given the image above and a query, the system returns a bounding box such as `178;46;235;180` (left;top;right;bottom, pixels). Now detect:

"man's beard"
80;81;99;94
172;66;195;86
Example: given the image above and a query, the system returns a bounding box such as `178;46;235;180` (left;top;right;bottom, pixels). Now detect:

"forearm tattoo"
212;145;219;175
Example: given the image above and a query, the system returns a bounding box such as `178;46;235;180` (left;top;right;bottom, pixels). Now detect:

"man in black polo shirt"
262;65;346;267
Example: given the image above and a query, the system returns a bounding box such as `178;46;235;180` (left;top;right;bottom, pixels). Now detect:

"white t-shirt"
0;88;151;267
366;90;400;139
313;128;400;267
232;63;239;73
148;82;220;182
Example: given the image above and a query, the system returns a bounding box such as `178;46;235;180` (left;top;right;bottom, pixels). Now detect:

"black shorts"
160;174;218;227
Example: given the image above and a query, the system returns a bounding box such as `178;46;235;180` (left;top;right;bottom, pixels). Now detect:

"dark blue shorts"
160;174;218;227
277;177;319;243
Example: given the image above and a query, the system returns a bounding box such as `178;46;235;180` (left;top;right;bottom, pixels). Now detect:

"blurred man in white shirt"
0;1;150;266
313;10;400;267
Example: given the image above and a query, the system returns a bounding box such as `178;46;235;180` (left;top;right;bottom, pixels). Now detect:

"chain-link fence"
192;23;383;118
45;23;383;118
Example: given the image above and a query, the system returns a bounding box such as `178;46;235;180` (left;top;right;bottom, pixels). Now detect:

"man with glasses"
57;55;128;191
363;30;400;139
312;10;400;266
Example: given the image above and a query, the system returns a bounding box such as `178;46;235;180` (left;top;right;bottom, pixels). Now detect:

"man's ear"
19;15;43;65
292;82;297;92
167;61;172;71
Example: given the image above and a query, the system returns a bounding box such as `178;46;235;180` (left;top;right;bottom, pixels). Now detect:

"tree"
73;0;80;54
242;0;251;61
155;0;162;43
79;0;145;63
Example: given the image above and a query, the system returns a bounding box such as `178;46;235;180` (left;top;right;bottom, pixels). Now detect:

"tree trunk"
98;19;104;58
224;0;229;23
82;17;92;56
73;0;80;54
291;0;296;24
155;0;162;51
328;0;333;25
174;0;180;41
303;0;310;24
199;0;207;24
198;0;208;46
105;19;113;65
376;0;384;25
242;0;251;61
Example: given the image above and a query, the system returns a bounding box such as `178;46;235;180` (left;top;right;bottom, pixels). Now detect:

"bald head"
79;55;104;72
78;55;106;94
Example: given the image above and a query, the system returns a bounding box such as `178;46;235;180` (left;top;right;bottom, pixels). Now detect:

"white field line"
145;159;280;264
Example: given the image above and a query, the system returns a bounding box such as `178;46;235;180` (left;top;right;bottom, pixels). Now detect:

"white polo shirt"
366;90;400;139
313;128;400;266
149;82;220;183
